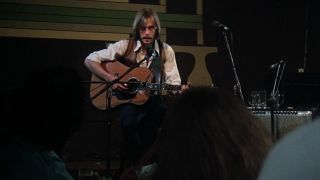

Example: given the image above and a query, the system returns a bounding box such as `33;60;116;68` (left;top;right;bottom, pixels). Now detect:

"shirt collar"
134;40;160;54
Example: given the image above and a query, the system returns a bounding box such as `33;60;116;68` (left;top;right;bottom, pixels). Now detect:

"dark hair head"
154;86;272;180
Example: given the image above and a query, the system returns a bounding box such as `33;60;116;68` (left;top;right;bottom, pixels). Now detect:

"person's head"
132;8;161;46
154;86;272;180
8;66;85;153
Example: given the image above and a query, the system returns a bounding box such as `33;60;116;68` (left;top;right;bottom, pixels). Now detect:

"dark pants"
118;96;166;166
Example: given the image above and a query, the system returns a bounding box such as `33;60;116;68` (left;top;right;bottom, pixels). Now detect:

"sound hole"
113;77;140;100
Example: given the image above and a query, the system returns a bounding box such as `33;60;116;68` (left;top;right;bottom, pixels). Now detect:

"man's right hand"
109;76;129;91
112;82;129;91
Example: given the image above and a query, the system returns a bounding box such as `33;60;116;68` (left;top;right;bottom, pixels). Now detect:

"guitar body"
90;61;154;110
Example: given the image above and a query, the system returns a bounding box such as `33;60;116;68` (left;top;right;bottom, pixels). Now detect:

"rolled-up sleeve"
85;40;128;63
163;43;181;85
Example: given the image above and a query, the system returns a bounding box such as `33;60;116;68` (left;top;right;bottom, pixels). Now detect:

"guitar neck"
136;82;180;91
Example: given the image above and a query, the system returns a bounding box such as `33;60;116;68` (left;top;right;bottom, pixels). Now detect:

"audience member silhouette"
0;67;85;180
152;87;273;180
258;117;320;180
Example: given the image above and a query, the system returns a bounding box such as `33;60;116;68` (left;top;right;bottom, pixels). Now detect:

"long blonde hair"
132;8;161;40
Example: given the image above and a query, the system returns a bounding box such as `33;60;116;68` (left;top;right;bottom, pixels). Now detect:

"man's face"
139;17;157;46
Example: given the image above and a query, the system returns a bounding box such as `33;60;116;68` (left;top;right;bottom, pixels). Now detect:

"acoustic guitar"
90;60;180;110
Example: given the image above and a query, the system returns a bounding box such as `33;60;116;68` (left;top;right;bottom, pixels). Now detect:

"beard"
141;36;154;46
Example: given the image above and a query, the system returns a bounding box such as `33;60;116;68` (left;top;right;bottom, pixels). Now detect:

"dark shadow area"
175;52;195;84
282;73;320;109
206;52;234;92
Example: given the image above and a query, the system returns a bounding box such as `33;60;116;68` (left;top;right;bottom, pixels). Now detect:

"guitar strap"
149;39;164;84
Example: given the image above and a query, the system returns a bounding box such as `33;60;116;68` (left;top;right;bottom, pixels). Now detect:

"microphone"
146;46;159;59
270;60;285;69
212;20;230;30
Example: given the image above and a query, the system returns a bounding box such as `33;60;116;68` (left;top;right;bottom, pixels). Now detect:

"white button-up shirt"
86;39;181;85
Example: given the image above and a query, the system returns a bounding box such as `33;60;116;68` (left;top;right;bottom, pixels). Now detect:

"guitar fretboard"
123;81;180;91
140;82;180;91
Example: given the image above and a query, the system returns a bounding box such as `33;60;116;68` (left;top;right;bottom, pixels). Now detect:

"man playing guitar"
84;8;189;170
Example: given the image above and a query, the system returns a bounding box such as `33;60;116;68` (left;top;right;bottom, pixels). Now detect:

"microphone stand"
221;30;245;103
268;61;286;141
89;55;152;176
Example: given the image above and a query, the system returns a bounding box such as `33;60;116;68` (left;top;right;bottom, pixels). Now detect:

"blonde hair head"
132;8;161;40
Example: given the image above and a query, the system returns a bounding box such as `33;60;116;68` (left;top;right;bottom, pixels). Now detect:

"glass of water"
248;90;266;109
